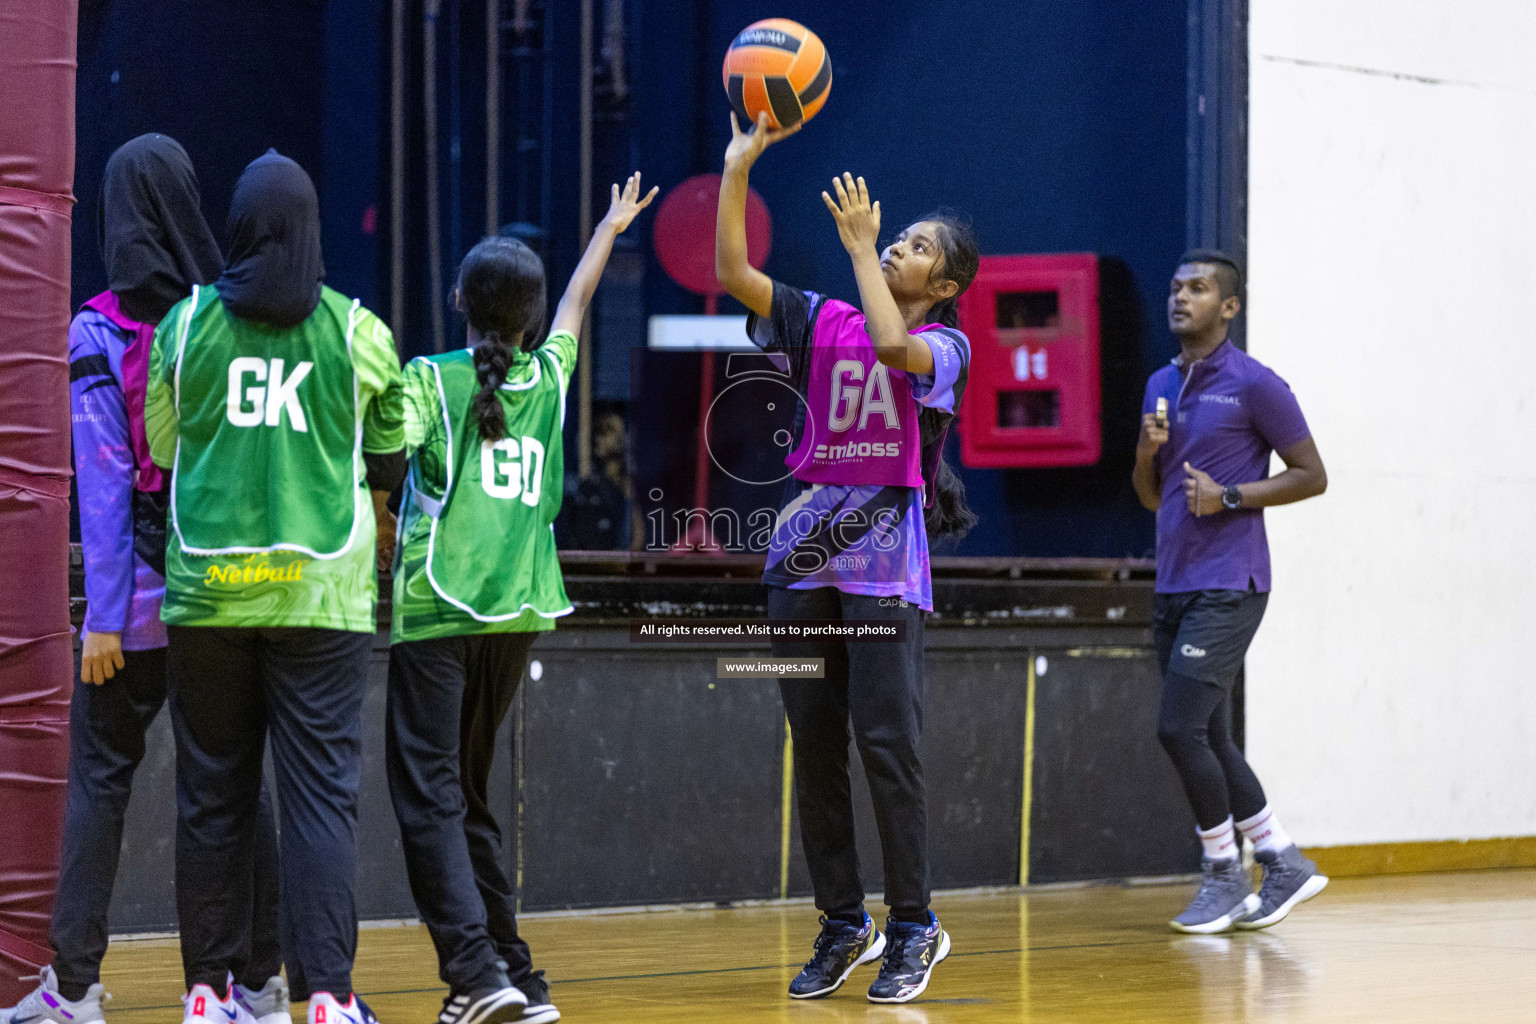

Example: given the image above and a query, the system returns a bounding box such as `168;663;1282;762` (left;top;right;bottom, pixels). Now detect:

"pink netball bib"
80;289;164;492
785;299;935;488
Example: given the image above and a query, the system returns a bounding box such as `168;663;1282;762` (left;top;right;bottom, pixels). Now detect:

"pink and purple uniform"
70;293;167;650
747;282;970;611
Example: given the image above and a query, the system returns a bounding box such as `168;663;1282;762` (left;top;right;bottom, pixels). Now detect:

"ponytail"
909;209;981;542
924;294;961;331
471;330;515;440
452;236;547;442
924;454;978;541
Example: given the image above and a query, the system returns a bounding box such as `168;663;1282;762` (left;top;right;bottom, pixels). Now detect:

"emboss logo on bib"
227;357;314;431
814;441;901;459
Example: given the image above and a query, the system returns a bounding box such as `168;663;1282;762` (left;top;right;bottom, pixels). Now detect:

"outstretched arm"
716;112;801;318
548;172;659;340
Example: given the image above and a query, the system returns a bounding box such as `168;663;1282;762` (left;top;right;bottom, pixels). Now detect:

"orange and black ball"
722;18;832;130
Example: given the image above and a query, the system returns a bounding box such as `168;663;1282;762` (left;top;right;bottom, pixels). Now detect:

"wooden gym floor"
98;868;1536;1023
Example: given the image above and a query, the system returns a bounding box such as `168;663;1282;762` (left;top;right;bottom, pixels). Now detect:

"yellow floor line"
1020;655;1038;887
779;717;794;899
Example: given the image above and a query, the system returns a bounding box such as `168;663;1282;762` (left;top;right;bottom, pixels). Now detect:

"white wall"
1246;0;1536;845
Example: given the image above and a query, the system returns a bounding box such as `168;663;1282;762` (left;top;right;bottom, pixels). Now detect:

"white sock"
1198;816;1238;861
1236;805;1294;855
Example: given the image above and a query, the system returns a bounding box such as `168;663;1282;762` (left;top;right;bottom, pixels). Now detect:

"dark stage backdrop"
72;0;381;312
71;0;1186;559
629;0;1187;560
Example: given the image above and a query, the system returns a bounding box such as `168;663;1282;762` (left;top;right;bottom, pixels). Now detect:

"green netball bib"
168;285;364;558
403;346;572;627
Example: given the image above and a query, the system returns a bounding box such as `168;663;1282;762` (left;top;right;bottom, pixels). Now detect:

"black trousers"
168;626;371;999
1152;590;1270;831
768;586;930;921
51;646;281;995
386;632;539;993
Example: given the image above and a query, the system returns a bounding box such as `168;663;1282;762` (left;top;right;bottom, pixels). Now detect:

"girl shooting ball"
716;112;978;1005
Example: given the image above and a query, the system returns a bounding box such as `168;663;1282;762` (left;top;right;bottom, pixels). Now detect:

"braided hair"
454;237;547;441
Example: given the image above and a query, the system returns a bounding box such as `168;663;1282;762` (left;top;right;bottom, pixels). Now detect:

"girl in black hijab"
145;149;402;1024
16;134;286;1024
96;132;224;324
215;149;325;328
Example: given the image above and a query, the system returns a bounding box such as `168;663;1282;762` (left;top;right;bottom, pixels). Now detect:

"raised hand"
601;172;660;234
821;172;881;257
724;111;802;171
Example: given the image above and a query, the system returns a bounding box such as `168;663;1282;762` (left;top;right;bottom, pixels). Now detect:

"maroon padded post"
0;1;77;1003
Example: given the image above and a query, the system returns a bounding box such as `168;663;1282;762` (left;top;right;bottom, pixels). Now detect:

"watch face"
1223;487;1241;509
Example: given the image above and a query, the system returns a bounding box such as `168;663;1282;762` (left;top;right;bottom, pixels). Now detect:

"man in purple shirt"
1132;250;1329;935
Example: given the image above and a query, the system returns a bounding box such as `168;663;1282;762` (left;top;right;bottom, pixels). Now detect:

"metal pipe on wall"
390;0;405;352
1186;0;1248;349
448;0;463;274
577;0;593;478
424;0;445;352
486;0;499;237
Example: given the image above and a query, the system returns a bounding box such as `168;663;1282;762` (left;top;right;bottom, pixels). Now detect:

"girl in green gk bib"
385;173;656;1024
145;152;405;1024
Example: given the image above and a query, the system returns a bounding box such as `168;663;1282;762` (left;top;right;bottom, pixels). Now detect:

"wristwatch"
1221;485;1243;511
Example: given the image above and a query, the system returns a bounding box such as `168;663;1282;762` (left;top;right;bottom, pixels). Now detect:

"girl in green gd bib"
385;173;656;1024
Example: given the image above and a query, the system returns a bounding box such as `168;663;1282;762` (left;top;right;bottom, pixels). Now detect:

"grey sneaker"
1170;858;1260;934
233;976;292;1024
1236;845;1328;930
3;966;110;1024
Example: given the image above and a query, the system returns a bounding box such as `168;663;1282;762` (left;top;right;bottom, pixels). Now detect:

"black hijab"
216;150;325;328
97;134;223;324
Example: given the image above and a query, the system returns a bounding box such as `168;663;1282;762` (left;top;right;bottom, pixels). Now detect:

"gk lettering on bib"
226;357;314;430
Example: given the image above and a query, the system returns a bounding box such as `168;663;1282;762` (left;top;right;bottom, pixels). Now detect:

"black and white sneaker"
866;914;951;1004
788;914;887;999
512;972;558;1024
435;987;527;1024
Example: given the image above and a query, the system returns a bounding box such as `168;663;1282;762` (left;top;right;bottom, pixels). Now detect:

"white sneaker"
232;976;292;1024
307;992;366;1024
183;984;237;1024
4;966;109;1024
